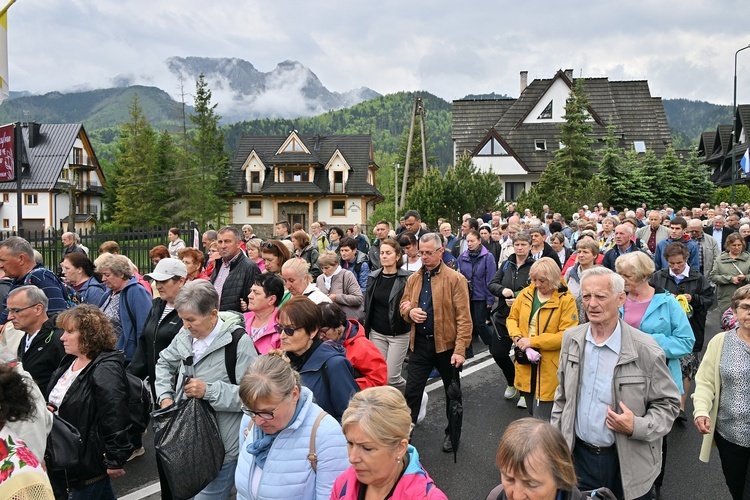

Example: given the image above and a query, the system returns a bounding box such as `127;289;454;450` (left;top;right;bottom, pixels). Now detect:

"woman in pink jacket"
243;273;285;354
331;386;447;500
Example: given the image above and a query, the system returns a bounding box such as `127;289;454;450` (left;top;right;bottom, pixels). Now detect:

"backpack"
23;267;81;308
224;326;247;385
127;372;152;435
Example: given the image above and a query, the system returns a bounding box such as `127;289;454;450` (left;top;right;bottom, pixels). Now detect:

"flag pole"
0;0;17;17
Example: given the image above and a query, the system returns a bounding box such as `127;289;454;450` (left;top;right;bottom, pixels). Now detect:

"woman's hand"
184;378;207;399
239;298;248;312
107;468;126;479
695;416;711;434
505;298;515;308
328;294;337;302
515;337;531;350
160;398;173;409
502;289;514;299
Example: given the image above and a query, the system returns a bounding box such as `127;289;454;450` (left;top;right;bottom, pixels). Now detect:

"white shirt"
192;318;224;363
24;329;40;353
669;264;690;282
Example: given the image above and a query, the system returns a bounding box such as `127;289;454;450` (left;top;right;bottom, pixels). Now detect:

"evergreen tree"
154;129;182;223
551;78;594;189
682;152;715;207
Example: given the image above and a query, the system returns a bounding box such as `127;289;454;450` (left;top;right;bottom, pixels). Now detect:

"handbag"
45;414;82;471
514;345;532;365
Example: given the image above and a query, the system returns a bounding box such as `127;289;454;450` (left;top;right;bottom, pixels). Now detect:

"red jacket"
339;319;387;390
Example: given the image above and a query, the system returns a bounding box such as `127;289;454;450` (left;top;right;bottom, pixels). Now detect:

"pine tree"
154;129;182;223
551;77;594;190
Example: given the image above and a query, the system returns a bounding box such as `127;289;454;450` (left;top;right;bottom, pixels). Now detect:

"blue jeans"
68;477;116;500
193;460;237;500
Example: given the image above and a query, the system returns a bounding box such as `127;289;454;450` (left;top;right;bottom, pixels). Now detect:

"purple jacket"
458;245;497;306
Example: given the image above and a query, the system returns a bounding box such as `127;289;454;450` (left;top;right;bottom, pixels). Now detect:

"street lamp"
730;43;750;204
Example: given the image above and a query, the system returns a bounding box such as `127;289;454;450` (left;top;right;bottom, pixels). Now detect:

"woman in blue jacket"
458;230;497;356
615;250;694;498
235;353;348;500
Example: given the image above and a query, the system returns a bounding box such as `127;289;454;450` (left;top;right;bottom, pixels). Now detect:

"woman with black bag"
46;304;132;500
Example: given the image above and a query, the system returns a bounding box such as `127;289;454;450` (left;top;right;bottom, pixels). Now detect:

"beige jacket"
400;262;473;357
551;321;680;500
692;332;726;463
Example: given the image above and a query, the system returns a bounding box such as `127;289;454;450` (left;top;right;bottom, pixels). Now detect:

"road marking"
120;481;160;500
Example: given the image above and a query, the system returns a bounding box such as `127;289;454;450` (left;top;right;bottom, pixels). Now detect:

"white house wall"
472;156;528;176
231;197;275;225
524;78;571;124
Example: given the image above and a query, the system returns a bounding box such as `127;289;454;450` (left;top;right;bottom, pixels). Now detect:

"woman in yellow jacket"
507;257;579;420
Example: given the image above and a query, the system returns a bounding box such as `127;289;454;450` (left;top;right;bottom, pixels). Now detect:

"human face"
60;322;83;357
479;228;490;242
531;232;544;247
461;220;470;236
374;224;388;240
687;224;703;240
727;215;740;228
728;239;744;257
217;231;241;260
734;299;750;332
379;244;399;269
340;246;355;262
6;292;43;333
247;284;273;311
181;257;201;278
278;313;315;355
667;255;688;277
202;235;212;248
178;309;218;339
669;224;684;240
466;233;481;252
440;225;452;238
100;269;128;292
576;248;594;267
713;217;725;230
418;239;443;270
741;225;750;238
321;264;338;277
168;231;178;243
614;226;631;248
345;422;407;489
282;268;308;296
61;259;82;284
262;253;281;273
532;275;553;296
330;231;340;243
549;238;564;253
491;229;502;242
0;247;25;278
318;324;345;342
500;452;559;500
514;240;531;260
155;277;185;304
581;274;626;327
208;248;220;263
618;269;641;293
602;218;614;233
62;234;75;247
403;216;419;233
275;224;288;237
243;386;299;435
247;246;260;260
242;228;252;239
403;243;418;259
648;212;661;229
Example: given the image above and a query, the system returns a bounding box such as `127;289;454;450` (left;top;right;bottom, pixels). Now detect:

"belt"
575;437;616;455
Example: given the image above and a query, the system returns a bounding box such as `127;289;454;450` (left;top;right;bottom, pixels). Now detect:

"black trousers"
573;442;653;500
405;334;458;431
490;320;515;386
714;431;750;500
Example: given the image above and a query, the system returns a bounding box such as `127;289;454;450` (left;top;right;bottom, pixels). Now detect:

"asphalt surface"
115;306;730;500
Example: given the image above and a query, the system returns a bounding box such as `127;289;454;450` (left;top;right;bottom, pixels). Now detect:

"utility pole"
67;170;77;233
399;96;428;209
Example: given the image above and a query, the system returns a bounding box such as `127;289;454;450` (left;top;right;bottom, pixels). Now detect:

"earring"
396;456;401;463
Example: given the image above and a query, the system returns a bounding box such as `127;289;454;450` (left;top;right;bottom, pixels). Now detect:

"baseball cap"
145;258;187;281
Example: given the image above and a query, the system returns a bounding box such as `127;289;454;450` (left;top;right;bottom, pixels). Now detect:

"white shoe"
127;447;145;462
504;386;518;399
517;396;527;409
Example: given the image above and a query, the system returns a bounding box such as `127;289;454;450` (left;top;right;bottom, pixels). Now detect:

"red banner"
0;123;14;182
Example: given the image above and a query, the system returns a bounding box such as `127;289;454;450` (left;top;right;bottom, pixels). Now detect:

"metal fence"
1;224;200;274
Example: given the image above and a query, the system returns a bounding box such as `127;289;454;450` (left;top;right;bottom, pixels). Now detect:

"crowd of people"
0;200;748;499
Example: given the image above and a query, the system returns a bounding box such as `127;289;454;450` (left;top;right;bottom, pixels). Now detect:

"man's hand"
695;416;711;434
684;293;692;303
409;307;427;324
184;378;207;399
107;468;126;479
606;401;635;436
451;353;466;368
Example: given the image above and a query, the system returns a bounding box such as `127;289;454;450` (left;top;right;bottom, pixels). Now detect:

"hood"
219;310;245;331
355;251;369;264
343;319;364;343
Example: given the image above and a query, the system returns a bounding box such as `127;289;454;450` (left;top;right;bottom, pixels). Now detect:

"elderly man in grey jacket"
551;267;680;500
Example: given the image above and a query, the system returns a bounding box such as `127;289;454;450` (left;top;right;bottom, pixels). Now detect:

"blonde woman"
316;251;364;322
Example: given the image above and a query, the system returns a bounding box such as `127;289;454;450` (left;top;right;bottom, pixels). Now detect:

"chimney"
520;71;528;94
27;122;41;148
564;69;574;80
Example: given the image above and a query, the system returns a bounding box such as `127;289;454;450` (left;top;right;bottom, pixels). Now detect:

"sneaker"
428;368;440;379
504;386;518;399
517;396;527;409
127;447;145;462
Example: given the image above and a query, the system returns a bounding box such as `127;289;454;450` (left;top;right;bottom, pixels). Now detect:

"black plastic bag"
151;397;225;499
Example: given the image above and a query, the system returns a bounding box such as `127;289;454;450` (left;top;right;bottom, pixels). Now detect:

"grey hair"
33;250;43;265
218;226;241;240
0;236;34;259
95;253;132;278
419;232;442;248
174;280;219;316
242;224;253;233
8;285;49;312
204;230;218;240
579;266;625;295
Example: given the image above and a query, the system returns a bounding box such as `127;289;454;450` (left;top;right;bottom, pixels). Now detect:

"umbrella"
446;367;463;463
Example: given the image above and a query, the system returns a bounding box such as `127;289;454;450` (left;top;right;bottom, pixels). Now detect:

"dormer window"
250;171;261;192
538;100;553;119
477;137;508;156
634;141;646;153
284;170;309;182
282;138;305;153
333;171;344;193
535;139;547;151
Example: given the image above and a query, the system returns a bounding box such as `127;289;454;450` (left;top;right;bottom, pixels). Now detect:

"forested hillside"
663;99;733;149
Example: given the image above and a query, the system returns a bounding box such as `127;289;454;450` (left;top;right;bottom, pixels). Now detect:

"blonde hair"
281;258;311;282
317;251;340;268
341;386;411;449
530;257;562;290
614;251;655;283
239;353;300;407
575;238;600;256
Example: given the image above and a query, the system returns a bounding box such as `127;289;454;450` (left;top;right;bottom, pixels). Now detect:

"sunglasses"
278;324;301;336
263;242;276;250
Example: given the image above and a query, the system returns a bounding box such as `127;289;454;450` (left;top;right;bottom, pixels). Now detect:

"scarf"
323;266;343;291
287;338;323;372
246;394;305;469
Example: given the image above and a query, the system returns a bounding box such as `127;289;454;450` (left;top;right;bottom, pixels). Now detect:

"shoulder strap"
307;411;328;473
224;326;245;385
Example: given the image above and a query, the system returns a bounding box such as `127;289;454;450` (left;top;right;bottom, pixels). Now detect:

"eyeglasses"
278;324;301;336
737;304;750;312
241;400;285;420
418;249;441;257
7;304;41;315
318;327;330;337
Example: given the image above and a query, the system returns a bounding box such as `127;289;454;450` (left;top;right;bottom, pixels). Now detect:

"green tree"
552;78;594;189
681;152;715;207
154;129;182;223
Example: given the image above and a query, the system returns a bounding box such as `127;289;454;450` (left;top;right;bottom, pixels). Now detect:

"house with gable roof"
0;122;105;233
699;105;750;187
229;131;383;234
452;69;672;201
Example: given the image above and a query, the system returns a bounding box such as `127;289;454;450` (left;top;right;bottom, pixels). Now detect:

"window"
537;100;553;119
282;138;305;153
477;137;508;156
284;170;309;182
250;171;261;192
505;182;525;202
534;140;547;151
634;141;647;153
72;148;83;165
2;193;8;202
248;200;262;216
331;200;346;216
333;171;344;193
24;194;38;205
2;219;8;228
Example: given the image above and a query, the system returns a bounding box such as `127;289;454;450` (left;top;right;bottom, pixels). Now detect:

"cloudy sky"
7;0;750;107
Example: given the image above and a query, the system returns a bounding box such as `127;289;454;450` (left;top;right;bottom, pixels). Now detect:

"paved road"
115;307;730;500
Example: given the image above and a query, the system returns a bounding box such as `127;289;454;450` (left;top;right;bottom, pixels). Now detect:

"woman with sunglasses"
235;352;348;500
278;296;359;422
